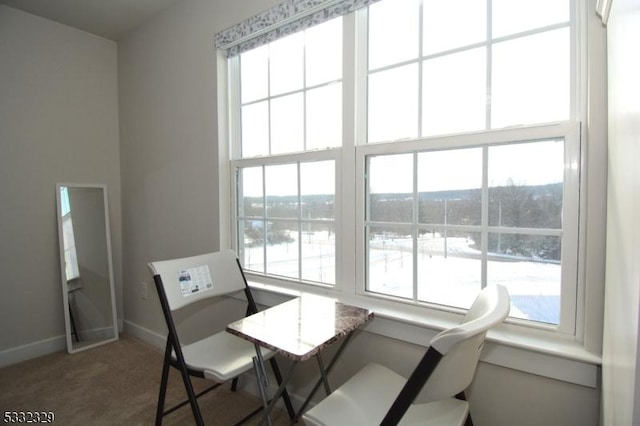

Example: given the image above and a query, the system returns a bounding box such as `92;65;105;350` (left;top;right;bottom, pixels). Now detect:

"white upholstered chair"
149;249;294;425
302;284;510;426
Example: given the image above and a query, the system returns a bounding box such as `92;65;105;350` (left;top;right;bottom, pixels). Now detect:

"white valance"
215;0;382;57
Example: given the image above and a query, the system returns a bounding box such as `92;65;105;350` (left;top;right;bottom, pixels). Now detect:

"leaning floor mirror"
56;183;118;353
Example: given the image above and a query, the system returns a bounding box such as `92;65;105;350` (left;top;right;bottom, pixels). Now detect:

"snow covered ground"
243;231;560;325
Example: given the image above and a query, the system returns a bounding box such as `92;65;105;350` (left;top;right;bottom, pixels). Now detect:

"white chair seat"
178;332;275;382
303;363;468;426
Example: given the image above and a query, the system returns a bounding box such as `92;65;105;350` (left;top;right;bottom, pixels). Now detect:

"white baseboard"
0;321;126;368
0;335;67;368
122;319;166;350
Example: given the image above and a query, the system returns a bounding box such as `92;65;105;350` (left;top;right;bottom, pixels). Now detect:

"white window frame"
226;19;345;283
230;149;341;283
355;122;582;336
217;0;605;385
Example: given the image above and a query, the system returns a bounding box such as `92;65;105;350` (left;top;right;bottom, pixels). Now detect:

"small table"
226;294;374;424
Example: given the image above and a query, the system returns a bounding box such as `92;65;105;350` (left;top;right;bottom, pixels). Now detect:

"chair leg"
158;339;205;426
231;377;239;392
269;357;296;420
177;362;204;426
156;342;172;426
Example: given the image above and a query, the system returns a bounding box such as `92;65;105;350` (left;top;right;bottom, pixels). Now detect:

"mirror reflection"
56;184;118;353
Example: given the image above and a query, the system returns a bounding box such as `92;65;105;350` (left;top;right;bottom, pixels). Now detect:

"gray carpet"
0;334;291;425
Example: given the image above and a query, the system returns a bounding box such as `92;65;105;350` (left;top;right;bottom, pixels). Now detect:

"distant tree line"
241;195;335;247
241;182;562;261
369;182;562;261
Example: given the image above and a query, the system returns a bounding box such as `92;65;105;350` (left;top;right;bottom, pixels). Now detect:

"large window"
225;0;581;332
363;136;577;327
234;18;343;284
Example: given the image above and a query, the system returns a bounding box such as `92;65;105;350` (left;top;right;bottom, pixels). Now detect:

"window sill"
243;279;601;388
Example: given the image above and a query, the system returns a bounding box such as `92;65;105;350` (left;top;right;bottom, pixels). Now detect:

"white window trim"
217;0;606;387
354;121;582;336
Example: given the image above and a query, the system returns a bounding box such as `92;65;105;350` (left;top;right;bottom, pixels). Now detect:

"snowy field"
243;231;560;324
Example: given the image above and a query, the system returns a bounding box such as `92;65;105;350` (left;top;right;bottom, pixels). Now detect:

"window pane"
271;93;304;155
493;0;570;38
422;48;487;137
368;64;419;143
367;226;414;299
270;32;304;96
418;148;482;225
368;154;414;223
240;219;265;273
266;220;299;279
417;230;481;309
306;17;343;86
368;0;420;69
488;234;561;324
306;83;342;149
301;161;335;220
241;101;269;157
266;164;298;219
240;45;269;103
491;29;570;128
423;0;486;55
489;140;564;228
301;222;336;284
239;167;263;217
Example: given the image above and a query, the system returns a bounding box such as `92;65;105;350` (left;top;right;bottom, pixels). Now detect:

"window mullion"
417;0;424;139
302;32;308;152
412;152;419;301
267;44;273;156
486;0;493;130
344;10;362;293
481;145;489;289
297;162;302;281
262;165;268;274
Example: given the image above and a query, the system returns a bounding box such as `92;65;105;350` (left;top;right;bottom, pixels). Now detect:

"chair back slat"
419;284;510;401
149;249;247;311
417;333;487;402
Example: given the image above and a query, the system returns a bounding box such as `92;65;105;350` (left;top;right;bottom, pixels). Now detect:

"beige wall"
601;0;640;424
0;6;121;362
116;1;601;425
117;0;258;334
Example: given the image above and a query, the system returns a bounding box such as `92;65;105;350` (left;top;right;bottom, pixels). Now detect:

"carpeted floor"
0;334;291;425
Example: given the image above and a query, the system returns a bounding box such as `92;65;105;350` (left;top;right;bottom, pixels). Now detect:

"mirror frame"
56;183;119;353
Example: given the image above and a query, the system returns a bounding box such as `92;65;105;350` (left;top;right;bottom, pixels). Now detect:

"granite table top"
226;294;374;362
